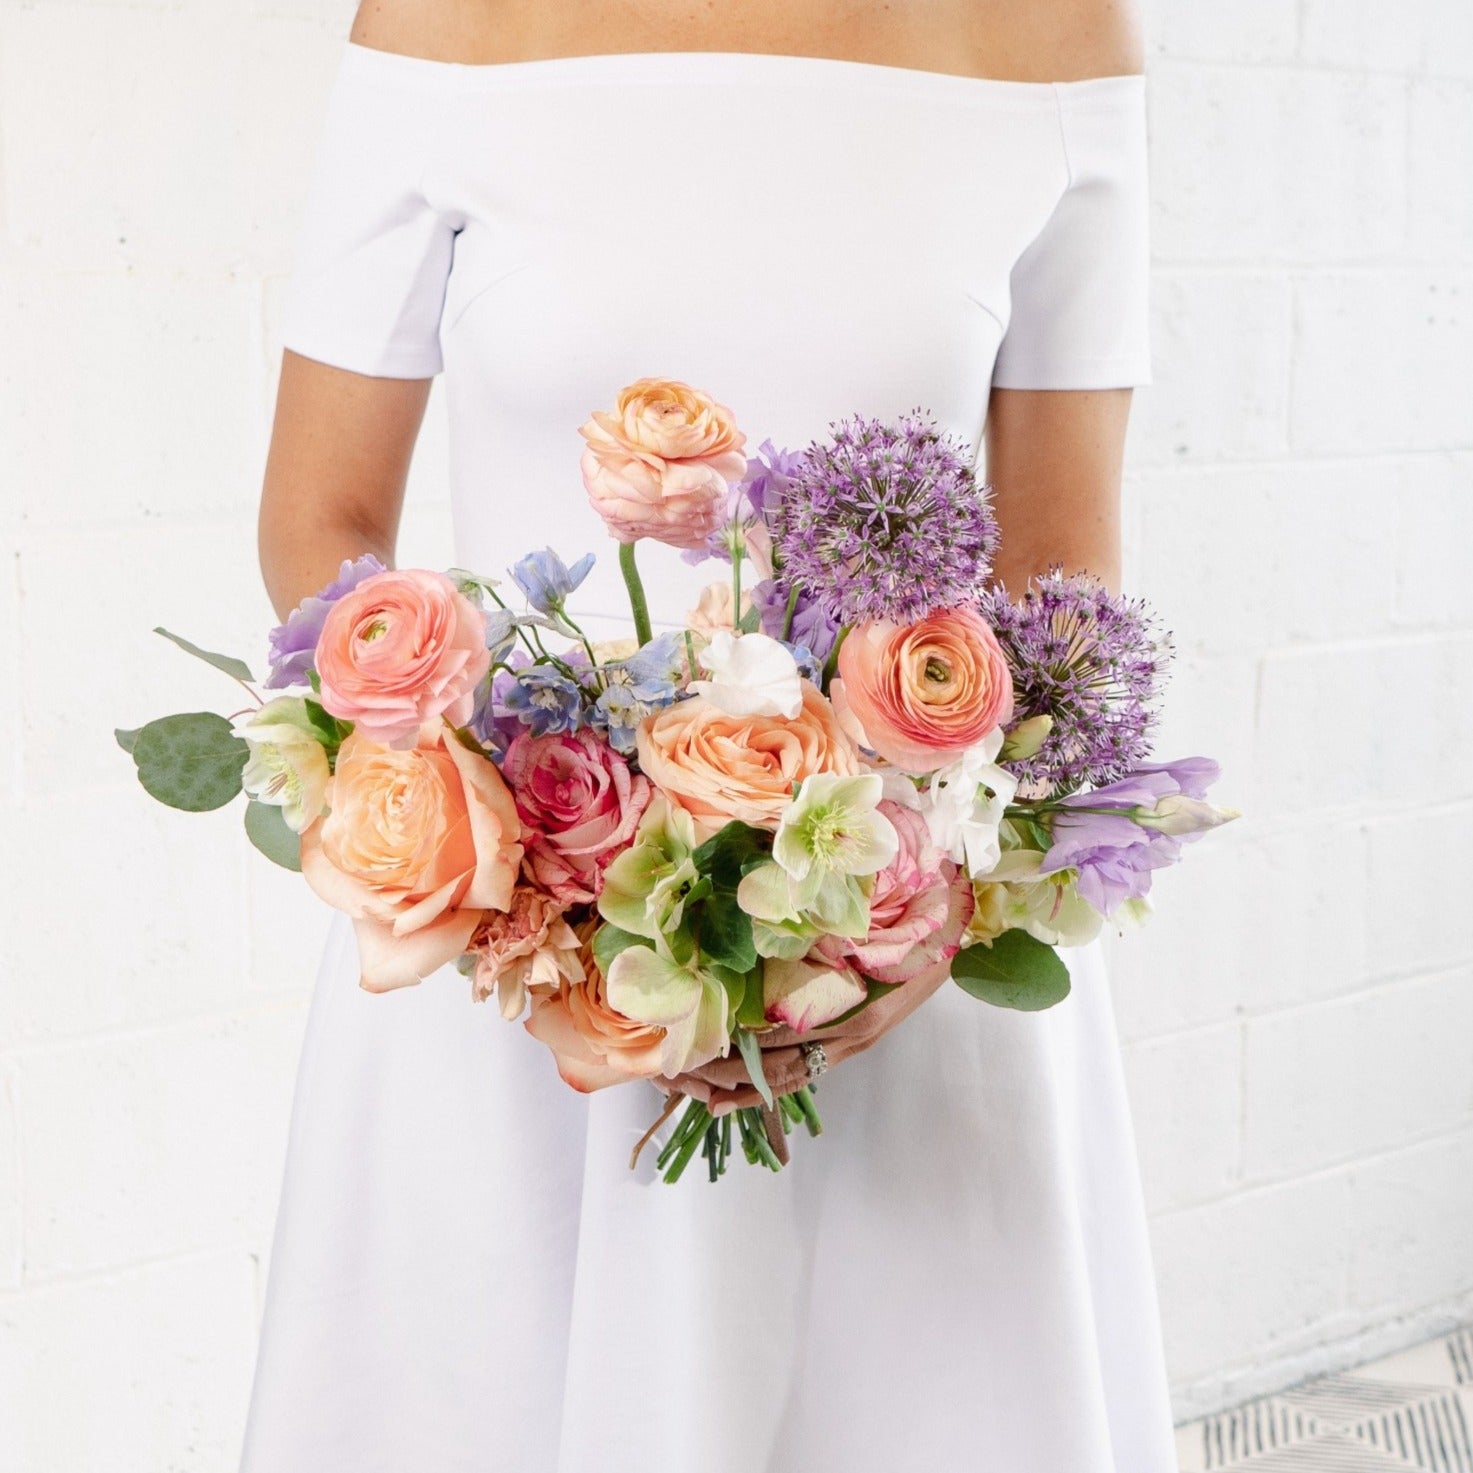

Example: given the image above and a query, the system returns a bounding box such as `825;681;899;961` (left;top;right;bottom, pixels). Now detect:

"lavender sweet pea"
265;554;386;689
1038;758;1235;916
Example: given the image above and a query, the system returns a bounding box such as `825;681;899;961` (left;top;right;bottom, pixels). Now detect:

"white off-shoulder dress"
242;43;1176;1473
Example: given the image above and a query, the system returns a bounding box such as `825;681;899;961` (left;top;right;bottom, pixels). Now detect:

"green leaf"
951;931;1072;1012
114;726;142;754
127;712;248;812
734;1027;774;1108
736;603;762;635
692;820;768;887
153;627;254;684
244;799;302;871
591;923;647;978
734;966;767;1029
698;891;757;973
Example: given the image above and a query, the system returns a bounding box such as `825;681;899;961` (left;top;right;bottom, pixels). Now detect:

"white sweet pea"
1135;794;1240;836
688;630;803;719
917;726;1019;877
231;696;331;833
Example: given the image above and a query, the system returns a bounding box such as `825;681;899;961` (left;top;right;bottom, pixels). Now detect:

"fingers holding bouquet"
118;376;1237;1185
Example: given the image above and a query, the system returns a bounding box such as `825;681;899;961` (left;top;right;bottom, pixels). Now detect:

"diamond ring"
800;1041;828;1081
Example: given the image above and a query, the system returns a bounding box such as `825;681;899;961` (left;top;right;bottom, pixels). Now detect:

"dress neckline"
341;40;1146;103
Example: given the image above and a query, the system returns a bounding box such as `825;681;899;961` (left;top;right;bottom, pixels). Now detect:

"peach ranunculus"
578;377;747;549
635;680;859;841
315;568;491;746
523;925;668;1092
300;728;522;992
832;606;1015;774
466;885;584;1021
501;730;651;905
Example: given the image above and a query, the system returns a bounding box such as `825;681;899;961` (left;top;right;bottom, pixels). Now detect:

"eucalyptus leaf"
735;1027;774;1109
127;712;248;812
153;627;254;684
951;931;1072;1012
114;726;142;755
244;799;302;871
692;820;768;887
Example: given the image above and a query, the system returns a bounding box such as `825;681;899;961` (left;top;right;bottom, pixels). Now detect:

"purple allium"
981;570;1173;795
768;412;999;626
1038;757;1225;915
751;578;842;662
265;553;385;689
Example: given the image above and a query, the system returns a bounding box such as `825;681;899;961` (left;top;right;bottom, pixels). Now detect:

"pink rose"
300;728;523;991
815;801;975;984
467;886;584;1021
578;378;747;549
502;729;651;904
524;929;668;1092
314;568;491;746
833;606;1015;773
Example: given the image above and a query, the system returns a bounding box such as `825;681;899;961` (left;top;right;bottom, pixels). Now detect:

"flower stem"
780;585;800;642
732;547;743;628
820;625;852;688
619;541;654;647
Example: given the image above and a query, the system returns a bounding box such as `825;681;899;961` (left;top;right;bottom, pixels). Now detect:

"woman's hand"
658;956;955;1115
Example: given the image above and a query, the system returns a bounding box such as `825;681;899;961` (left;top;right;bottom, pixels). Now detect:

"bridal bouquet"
119;377;1236;1182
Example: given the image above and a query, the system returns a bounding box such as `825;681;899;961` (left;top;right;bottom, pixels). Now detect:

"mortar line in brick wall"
1256;627;1473;660
1146;1114;1473;1222
0;995;310;1064
0;1238;269;1303
1118;958;1473;1053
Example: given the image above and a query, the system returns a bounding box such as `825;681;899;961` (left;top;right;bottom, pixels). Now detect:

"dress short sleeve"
279;45;460;379
991;79;1153;391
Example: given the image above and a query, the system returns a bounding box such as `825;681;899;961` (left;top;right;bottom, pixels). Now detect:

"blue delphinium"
590;632;686;752
509;547;595;615
501;664;586;737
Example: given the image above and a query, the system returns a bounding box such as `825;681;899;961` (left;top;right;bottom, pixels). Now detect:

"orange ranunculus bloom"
832;607;1015;773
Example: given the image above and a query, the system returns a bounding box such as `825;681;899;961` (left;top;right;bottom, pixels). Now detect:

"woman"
244;1;1175;1469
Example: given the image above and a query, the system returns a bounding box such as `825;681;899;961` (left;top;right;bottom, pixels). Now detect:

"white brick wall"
0;0;1469;1461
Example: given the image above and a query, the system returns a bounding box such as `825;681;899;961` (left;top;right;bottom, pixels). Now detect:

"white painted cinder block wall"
0;0;1469;1464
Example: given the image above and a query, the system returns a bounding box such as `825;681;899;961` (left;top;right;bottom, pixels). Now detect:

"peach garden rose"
635;680;860;841
300;728;523;991
314;568;491;747
832;606;1015;774
578;377;747;549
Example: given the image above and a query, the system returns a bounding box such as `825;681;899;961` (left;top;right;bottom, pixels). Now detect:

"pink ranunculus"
501;729;651;905
314;568;491;746
578;377;747;550
832;606;1015;774
816;801;976;985
300;728;523;992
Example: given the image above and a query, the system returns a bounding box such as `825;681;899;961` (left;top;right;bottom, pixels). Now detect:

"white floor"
1174;1326;1473;1470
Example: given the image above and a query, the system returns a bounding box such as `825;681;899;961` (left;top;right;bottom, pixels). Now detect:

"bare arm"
984;387;1133;595
257;350;432;620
